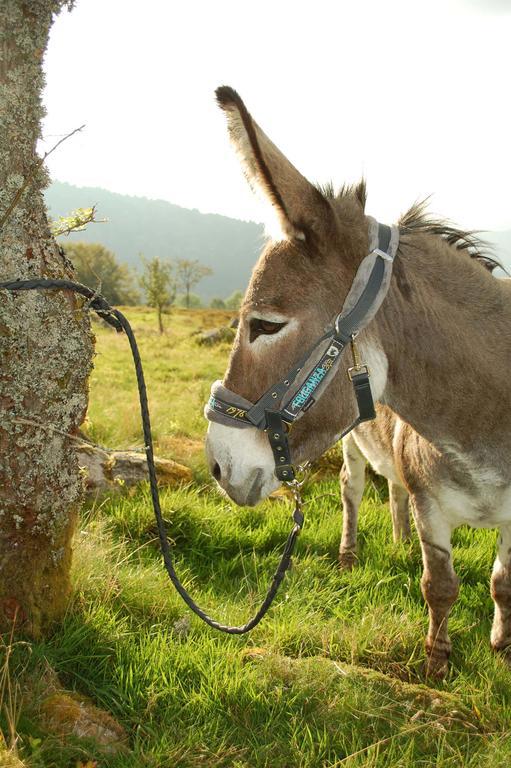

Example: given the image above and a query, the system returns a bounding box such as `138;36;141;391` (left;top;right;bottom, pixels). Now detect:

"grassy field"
1;307;511;767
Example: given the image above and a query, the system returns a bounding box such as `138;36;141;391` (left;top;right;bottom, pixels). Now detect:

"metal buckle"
285;462;310;531
348;336;370;380
348;364;370;381
288;461;310;488
281;417;293;433
264;418;293;435
372;247;393;262
283;461;310;491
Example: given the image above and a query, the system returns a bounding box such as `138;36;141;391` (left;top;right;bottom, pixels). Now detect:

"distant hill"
44;181;264;301
45;182;511;300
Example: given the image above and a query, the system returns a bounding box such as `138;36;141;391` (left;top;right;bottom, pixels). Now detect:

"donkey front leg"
491;524;511;655
412;499;459;678
339;434;366;569
389;481;411;542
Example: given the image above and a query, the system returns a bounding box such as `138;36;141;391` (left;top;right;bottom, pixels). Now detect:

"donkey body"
339;409;411;570
206;86;511;676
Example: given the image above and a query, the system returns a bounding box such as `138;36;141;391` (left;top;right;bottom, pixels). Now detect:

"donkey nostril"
212;462;221;482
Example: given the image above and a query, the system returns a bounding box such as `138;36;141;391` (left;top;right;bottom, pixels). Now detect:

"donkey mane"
316;179;367;210
399;198;500;273
317;182;500;272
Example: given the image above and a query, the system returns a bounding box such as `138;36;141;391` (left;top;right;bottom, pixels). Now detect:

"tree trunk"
157;304;164;333
0;1;94;637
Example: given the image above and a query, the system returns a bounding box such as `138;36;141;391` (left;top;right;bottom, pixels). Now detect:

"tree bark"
0;1;93;637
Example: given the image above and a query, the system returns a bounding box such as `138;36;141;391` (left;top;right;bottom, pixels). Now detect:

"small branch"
12;418;146;455
51;205;106;237
0;124;85;232
39;124;85;163
12;418;97;448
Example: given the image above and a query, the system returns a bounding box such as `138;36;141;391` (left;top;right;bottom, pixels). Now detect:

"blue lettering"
291;366;328;410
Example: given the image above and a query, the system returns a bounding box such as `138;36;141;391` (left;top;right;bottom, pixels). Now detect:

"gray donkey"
206;86;508;676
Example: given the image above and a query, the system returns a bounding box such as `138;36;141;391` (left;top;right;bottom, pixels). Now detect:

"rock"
268;486;294;502
40;693;128;754
240;647;269;663
77;443;192;495
172;615;191;638
19;662;127;759
195;326;235;346
229;316;239;328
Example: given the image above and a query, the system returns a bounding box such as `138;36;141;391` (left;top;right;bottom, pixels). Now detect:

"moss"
39;693;128;753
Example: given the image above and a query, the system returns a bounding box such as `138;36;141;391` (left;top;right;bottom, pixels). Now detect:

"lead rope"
0;278;307;634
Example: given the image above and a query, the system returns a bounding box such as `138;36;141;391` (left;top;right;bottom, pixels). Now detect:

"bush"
225;290;243;310
176;293;203;308
64;242;140;305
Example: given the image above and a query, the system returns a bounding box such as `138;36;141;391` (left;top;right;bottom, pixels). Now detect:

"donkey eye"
249;318;287;342
259;319;284;333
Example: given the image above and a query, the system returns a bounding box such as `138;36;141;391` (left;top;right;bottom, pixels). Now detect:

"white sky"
42;0;511;231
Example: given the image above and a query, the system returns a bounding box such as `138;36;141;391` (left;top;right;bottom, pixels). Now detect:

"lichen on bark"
0;0;93;636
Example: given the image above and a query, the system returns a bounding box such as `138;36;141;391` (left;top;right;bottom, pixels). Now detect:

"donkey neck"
369;233;511;454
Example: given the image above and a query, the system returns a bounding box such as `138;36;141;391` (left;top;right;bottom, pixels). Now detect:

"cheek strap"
265;410;295;481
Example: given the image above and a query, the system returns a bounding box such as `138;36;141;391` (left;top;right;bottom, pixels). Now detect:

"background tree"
176;292;202;309
225;289;244;310
175;259;212;308
0;1;94;636
139;256;175;332
64;241;139;305
210;297;226;309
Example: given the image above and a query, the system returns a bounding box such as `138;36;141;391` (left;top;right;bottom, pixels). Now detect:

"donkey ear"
216;86;331;243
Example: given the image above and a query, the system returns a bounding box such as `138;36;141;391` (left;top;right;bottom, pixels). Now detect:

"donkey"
205;86;510;677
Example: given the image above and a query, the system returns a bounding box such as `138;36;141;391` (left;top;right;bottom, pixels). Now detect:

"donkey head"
206;87;372;506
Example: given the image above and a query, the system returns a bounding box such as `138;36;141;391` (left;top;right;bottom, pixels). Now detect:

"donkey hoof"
424;656;449;680
491;639;511;664
425;642;450;679
338;549;358;570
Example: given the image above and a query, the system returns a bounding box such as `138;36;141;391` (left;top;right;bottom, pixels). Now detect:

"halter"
205;217;399;481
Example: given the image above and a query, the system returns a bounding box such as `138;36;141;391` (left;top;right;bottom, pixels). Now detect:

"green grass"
84;307;233;474
2;307;511;767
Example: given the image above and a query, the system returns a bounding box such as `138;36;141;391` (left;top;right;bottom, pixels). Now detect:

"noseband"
205;218;399;481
